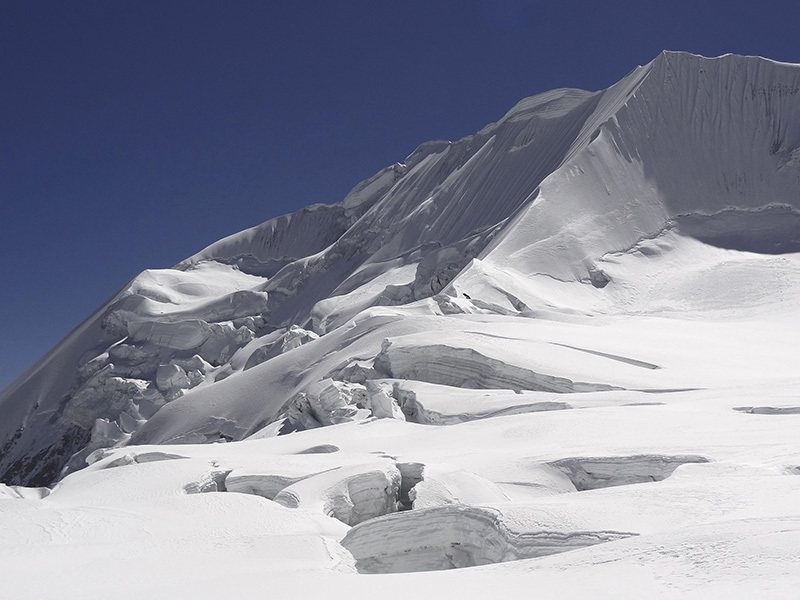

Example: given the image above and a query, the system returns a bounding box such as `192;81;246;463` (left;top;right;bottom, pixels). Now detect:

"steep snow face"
180;87;605;330
1;52;800;490
473;52;800;291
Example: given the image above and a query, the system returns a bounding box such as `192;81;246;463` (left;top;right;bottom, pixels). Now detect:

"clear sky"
1;0;799;390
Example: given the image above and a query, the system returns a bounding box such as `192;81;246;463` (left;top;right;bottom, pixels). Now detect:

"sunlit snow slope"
1;51;800;598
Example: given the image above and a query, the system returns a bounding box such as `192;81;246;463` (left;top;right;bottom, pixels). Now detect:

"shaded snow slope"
1;50;799;499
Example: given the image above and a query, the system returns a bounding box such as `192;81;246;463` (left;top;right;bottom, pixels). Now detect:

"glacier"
1;51;800;598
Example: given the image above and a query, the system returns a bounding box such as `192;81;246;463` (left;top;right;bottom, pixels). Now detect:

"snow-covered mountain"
2;52;800;597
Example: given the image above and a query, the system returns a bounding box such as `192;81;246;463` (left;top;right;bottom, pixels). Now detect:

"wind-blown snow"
1;51;800;598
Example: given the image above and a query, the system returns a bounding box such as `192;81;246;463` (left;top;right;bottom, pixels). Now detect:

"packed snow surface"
2;51;800;598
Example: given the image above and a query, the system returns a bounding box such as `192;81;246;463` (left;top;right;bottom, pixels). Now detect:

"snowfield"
2;51;800;598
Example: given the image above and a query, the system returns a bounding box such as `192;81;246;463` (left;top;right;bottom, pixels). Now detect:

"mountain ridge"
1;51;799;487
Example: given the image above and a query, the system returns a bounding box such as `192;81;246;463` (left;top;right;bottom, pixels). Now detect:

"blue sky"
1;0;799;390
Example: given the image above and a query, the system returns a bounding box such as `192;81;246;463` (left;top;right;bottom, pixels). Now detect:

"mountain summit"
1;51;799;491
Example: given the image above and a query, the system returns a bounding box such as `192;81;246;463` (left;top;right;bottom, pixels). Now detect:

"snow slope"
1;51;800;597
